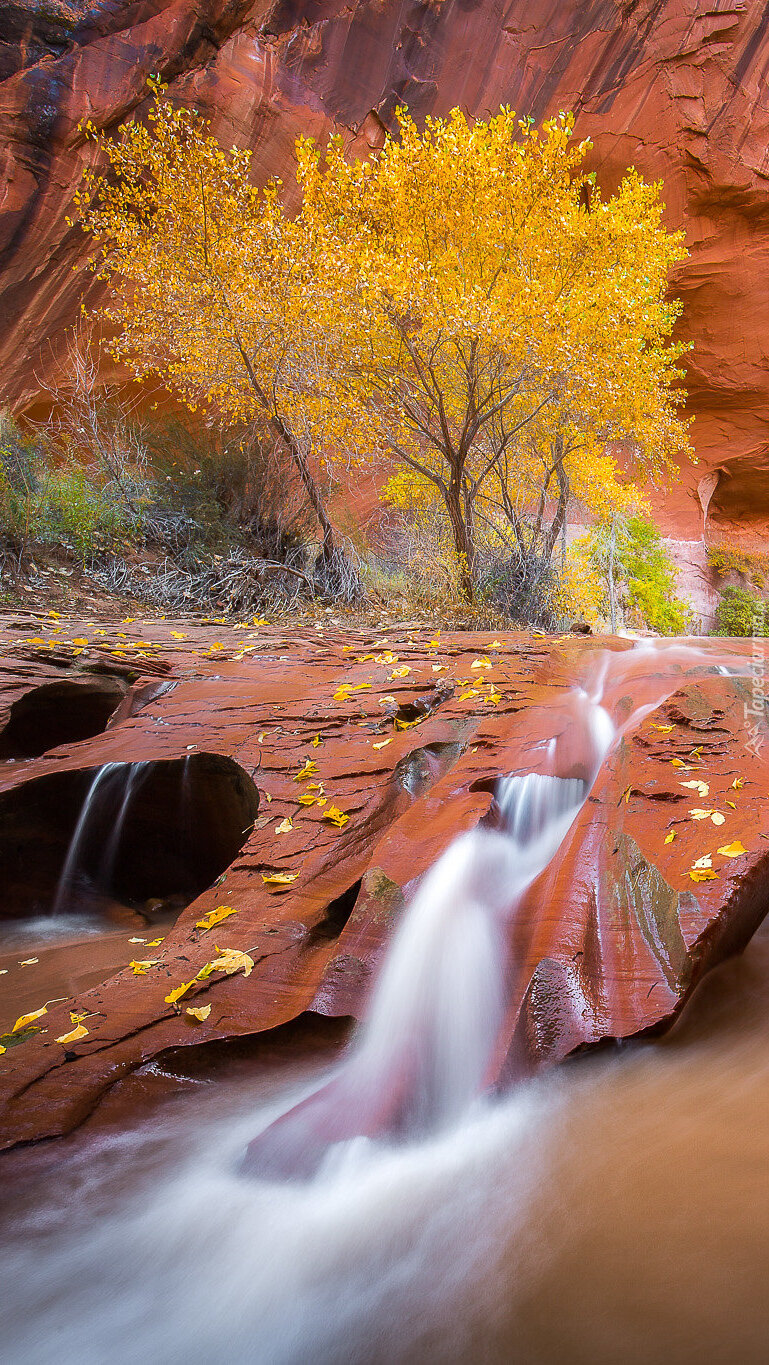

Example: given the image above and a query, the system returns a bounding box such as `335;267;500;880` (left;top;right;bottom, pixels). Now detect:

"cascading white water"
243;670;619;1175
244;640;753;1175
336;772;591;1136
51;762;123;915
52;761;151;917
98;760;151;889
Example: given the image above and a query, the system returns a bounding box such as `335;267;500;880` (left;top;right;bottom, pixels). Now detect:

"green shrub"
707;543;769;589
587;514;693;634
712;584;769;637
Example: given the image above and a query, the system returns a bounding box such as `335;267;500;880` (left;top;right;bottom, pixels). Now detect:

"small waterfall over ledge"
0;753;260;939
244;640;743;1179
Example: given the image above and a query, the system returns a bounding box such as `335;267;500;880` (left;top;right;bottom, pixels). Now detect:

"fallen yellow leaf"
373;738;393;749
130;959;159;974
470;657;492;670
262;872;298;886
12;1007;47;1033
689;869;719;882
390;666;411;678
323;805;350;828
196;905;237;932
56;1023;88;1045
186;1005;212;1022
717;841;747;858
664;831;676;843
731;778;744;790
692;854;713;869
275;817;293;835
311;735;322;747
681;780;710;798
687;809;724;825
165;981;195;1005
294;760;319;782
208;947;254;977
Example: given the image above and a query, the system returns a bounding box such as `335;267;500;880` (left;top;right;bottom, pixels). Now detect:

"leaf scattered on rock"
55;1023;88;1045
165;981;195;1005
196;905;237;932
186;1005;211;1022
12;1007;47;1033
323;805;350;828
294;760;319;782
717;841;747;858
207;947;254;978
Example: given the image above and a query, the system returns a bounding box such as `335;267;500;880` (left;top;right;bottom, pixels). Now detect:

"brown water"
3;919;769;1364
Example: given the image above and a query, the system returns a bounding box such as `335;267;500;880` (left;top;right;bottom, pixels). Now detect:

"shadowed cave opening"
0;677;127;760
709;459;769;531
0;753;259;927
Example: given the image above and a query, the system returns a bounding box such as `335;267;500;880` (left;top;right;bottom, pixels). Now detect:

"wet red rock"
0;612;767;1152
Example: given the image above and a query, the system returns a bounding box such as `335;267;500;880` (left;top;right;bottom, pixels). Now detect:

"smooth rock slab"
0;613;766;1149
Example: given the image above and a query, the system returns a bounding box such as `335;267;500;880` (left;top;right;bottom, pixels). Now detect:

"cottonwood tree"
74;83;351;578
76;92;688;604
296;108;690;599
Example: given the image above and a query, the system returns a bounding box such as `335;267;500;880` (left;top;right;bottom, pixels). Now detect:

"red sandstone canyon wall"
3;0;769;561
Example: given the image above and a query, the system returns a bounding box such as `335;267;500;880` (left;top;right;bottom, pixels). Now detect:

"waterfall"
52;761;151;916
242;640;729;1179
52;763;122;916
243;673;619;1177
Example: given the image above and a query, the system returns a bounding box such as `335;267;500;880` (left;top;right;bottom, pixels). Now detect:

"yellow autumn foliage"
75;89;688;603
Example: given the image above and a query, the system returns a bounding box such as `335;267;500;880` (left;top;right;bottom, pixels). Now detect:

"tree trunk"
608;513;617;634
289;441;336;567
543;447;570;561
232;334;337;565
444;478;476;602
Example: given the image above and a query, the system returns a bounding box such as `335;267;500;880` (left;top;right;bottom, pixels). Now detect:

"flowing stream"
2;639;768;1363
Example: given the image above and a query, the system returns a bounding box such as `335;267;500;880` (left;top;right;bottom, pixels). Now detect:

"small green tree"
712;585;768;637
590;515;692;634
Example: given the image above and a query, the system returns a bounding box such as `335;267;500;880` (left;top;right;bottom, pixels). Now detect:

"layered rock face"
0;613;767;1151
3;0;769;582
